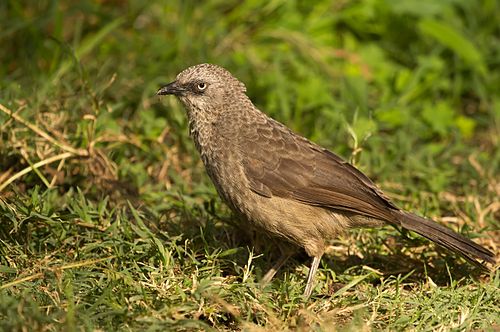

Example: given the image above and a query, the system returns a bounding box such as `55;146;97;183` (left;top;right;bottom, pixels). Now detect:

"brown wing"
239;116;400;221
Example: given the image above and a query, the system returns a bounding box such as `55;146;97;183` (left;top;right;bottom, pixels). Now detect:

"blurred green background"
0;0;499;330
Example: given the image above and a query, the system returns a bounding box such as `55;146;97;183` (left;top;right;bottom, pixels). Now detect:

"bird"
157;63;495;297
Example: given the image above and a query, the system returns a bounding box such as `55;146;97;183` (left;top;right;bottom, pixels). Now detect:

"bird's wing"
239;117;399;221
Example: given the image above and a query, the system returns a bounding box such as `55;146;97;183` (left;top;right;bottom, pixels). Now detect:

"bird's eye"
197;82;207;91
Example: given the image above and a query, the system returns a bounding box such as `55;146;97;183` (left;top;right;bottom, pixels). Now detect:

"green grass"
1;0;499;330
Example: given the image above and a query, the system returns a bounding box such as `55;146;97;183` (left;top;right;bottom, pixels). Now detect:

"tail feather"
396;211;495;269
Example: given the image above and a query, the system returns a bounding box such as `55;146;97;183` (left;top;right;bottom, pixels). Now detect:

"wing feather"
240;117;399;221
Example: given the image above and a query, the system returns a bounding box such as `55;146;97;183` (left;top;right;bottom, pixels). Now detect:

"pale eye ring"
197;82;207;91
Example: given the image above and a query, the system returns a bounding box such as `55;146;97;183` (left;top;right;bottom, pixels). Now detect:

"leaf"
418;19;486;75
51;17;126;83
388;0;447;17
454;115;476;139
421;101;455;137
376;108;410;127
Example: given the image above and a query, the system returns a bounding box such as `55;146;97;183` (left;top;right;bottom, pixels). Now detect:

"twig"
0;103;88;157
0;256;116;290
0;152;73;192
49;157;66;188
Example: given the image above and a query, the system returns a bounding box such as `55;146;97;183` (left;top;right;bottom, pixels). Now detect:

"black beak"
157;81;185;96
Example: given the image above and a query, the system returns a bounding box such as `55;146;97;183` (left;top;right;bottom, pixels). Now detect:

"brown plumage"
157;63;495;297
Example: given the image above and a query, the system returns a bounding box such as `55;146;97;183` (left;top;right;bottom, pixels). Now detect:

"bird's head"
157;63;248;114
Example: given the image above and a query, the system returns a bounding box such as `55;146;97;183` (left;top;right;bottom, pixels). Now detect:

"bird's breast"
189;116;250;208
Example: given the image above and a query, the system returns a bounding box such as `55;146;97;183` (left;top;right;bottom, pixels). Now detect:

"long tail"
395;211;495;269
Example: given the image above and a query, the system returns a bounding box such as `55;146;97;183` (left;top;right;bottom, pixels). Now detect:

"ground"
0;1;499;330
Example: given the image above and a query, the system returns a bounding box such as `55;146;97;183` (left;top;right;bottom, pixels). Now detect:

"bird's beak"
157;81;186;96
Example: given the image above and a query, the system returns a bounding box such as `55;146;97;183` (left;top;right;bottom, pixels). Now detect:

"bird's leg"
261;250;294;285
303;255;322;298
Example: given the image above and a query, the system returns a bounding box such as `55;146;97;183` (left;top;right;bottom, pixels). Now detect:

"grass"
1;0;499;330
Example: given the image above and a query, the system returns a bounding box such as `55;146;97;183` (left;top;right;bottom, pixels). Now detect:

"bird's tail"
396;211;495;269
